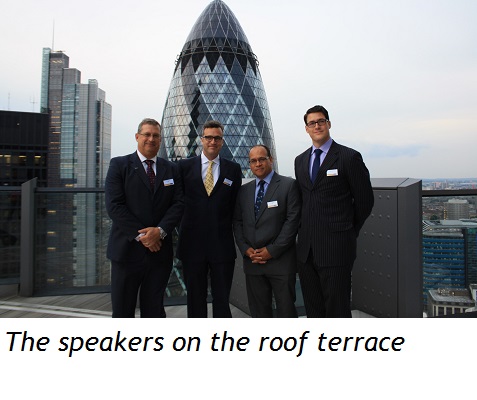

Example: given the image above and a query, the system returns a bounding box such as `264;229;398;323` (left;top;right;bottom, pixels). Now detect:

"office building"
445;198;470;220
40;48;111;188
38;48;112;293
0;110;49;283
0;110;49;187
427;287;475;317
422;220;477;308
159;0;277;177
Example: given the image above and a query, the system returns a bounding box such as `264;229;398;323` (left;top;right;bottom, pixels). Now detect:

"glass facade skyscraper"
41;48;112;188
422;220;477;308
38;48;112;293
159;0;277;177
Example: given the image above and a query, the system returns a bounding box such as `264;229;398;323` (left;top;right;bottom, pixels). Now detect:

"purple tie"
144;160;155;189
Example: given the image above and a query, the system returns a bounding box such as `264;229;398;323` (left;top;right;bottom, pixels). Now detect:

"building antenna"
52;20;55;50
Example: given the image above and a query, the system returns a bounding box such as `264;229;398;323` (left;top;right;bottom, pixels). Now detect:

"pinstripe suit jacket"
294;140;374;267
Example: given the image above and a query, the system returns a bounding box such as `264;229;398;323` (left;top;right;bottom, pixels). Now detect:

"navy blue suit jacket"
105;152;184;264
294;141;374;267
177;156;242;264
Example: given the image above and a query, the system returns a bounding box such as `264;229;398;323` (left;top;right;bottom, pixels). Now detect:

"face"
201;127;224;160
305;112;331;147
135;123;161;159
249;146;273;180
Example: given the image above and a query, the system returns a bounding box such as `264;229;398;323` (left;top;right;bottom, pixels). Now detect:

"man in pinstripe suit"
294;105;374;317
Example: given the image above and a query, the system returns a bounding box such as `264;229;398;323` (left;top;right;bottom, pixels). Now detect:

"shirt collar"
137;150;157;163
312;137;333;155
256;170;275;186
201;153;220;165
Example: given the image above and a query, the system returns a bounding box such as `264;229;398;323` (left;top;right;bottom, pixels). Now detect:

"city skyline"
1;0;476;179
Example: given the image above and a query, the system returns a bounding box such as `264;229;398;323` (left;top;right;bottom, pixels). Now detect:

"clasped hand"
246;247;272;264
138;227;162;252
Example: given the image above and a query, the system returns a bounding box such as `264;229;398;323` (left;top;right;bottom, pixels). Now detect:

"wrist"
157;227;167;240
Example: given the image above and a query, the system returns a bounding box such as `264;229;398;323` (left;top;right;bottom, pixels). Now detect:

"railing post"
20;178;37;297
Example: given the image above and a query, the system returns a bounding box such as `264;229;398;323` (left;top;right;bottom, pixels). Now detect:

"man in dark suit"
234;145;301;318
105;118;183;318
177;120;242;318
294;105;374;318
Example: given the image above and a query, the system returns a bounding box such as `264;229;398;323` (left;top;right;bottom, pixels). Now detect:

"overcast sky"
1;0;476;179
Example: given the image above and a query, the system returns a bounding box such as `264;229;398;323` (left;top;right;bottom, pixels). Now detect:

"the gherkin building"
159;0;278;177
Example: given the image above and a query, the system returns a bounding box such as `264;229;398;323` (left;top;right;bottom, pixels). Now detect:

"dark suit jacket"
105;152;184;264
177;156;242;263
294;141;374;267
233;172;301;275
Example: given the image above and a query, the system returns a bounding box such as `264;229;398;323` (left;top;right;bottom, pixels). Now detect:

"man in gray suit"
233;145;301;317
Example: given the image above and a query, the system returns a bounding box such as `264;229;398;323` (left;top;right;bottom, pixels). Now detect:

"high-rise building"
0;110;49;187
0;110;49;283
38;48;112;293
422;219;477;308
159;0;277;177
40;48;111;188
445;198;470;220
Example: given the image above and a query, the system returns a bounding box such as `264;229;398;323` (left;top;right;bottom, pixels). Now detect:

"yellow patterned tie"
204;160;214;196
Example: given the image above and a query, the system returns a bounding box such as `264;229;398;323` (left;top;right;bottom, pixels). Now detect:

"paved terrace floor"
0;285;250;318
0;285;373;318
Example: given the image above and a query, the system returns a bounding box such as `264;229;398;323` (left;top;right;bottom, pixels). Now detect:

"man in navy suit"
294;105;374;318
177;120;242;318
234;145;301;317
105;118;184;318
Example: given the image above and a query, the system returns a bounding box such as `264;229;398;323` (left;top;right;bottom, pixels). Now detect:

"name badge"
327;169;338;176
163;179;174;186
267;201;278;208
223;178;233;186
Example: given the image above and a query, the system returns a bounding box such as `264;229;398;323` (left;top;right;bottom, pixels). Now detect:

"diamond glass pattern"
159;0;278;178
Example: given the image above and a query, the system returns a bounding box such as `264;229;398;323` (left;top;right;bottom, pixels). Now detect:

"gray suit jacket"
233;172;301;275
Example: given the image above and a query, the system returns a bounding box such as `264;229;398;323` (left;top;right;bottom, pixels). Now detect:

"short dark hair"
250;144;272;158
304;105;330;124
203;120;224;134
138;118;161;133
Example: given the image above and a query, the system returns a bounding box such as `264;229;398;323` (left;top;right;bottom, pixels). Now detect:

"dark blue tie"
254;180;265;219
311;148;323;183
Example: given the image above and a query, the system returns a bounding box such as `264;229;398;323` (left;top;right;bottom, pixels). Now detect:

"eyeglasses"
202;135;223;142
306;119;328;127
138;133;160;140
249;157;269;165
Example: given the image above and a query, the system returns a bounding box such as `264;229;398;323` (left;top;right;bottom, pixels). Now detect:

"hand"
249;247;271;264
138;227;162;252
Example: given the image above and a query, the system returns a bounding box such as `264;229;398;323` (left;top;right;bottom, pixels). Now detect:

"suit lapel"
154;157;167;194
194;156;209;196
211;157;232;196
314;142;339;185
299;148;314;190
131;153;152;192
247;180;257;221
